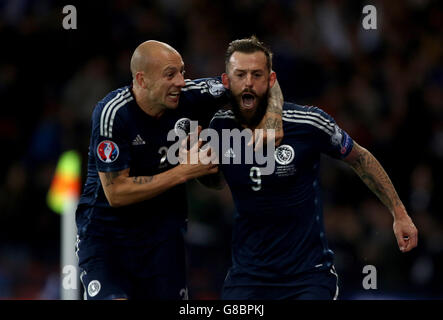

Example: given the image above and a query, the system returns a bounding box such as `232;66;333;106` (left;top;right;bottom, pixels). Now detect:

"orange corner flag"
47;150;81;214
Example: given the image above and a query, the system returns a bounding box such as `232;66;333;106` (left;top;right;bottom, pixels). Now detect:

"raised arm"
252;79;284;147
343;142;418;252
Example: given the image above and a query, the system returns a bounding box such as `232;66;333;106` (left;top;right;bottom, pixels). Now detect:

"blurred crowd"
0;0;442;299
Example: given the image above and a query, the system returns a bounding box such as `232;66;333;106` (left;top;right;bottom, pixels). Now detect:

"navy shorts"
221;267;339;300
77;232;188;300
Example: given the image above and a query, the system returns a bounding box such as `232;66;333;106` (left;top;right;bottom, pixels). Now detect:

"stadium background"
0;0;442;299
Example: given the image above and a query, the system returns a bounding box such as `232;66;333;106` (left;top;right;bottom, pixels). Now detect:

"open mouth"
241;93;256;110
168;92;180;102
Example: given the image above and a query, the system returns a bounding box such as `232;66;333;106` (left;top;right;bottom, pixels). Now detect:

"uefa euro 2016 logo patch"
97;140;119;163
274;144;295;165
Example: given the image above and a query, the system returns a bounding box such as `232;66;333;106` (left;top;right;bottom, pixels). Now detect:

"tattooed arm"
343;142;418;252
99;168;184;207
252;79;284;147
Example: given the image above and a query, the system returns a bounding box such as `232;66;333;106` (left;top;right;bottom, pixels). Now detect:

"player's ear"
221;73;230;89
135;71;147;89
269;71;276;88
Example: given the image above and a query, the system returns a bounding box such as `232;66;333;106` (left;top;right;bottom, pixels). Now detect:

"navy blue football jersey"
209;103;354;286
76;78;227;245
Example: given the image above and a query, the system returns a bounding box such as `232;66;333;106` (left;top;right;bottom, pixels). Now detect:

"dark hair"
225;35;273;72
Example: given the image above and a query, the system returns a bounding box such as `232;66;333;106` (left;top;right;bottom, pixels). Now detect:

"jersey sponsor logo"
274;144;295;165
97;140;119;163
174;118;191;135
132;134;146;146
87;280;101;297
206;79;225;97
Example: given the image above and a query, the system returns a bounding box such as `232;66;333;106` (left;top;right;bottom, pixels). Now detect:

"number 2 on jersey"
250;167;262;191
158;146;168;168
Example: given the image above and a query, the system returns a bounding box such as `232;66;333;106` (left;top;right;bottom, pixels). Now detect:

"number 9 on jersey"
250;167;262;191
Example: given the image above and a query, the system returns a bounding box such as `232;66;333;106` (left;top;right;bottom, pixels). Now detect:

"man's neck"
132;86;165;119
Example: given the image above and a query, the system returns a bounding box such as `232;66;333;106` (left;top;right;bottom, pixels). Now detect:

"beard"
229;87;269;128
